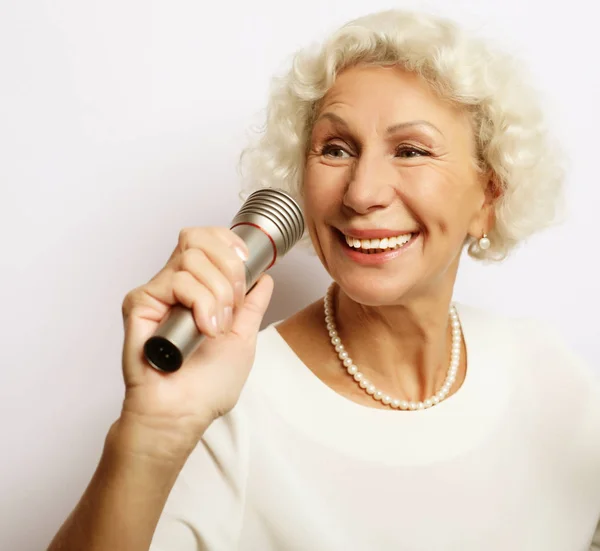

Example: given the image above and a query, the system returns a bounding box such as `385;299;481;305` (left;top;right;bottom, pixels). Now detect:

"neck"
332;283;462;403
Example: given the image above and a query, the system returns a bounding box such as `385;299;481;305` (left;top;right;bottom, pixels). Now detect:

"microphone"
143;188;305;373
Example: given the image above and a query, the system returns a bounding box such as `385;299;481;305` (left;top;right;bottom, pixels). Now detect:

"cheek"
302;174;336;268
399;167;478;234
398;168;449;216
303;162;346;217
302;167;330;248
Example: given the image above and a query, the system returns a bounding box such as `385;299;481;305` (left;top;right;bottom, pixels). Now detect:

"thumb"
231;274;274;340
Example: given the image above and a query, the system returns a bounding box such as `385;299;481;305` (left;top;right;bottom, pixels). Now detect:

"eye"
321;144;351;159
396;146;430;158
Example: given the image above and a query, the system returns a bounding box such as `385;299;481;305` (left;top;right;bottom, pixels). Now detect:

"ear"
485;170;503;202
468;170;500;238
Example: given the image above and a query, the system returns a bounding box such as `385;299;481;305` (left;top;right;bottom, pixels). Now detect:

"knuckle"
203;226;222;244
121;290;135;317
209;226;228;238
171;272;193;300
178;226;207;250
121;287;144;319
172;269;191;289
177;227;192;249
179;248;205;272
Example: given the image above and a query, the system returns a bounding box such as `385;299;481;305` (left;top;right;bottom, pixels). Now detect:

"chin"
331;275;417;307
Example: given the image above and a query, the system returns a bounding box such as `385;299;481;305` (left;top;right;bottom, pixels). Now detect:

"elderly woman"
49;9;600;551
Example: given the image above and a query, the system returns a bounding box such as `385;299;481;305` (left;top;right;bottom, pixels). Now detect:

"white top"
150;302;600;551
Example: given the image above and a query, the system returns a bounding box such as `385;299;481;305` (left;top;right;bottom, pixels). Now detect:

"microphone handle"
143;223;276;373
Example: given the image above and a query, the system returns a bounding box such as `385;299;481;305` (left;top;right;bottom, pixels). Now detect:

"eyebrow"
315;112;443;136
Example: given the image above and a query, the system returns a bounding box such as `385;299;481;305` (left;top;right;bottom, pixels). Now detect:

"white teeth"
344;232;413;252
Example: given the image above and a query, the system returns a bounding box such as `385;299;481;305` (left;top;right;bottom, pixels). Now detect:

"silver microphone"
143;188;305;373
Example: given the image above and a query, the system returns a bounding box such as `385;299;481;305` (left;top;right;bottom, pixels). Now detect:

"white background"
1;0;598;548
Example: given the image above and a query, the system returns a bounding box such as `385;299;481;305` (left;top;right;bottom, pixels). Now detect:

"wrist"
107;411;206;468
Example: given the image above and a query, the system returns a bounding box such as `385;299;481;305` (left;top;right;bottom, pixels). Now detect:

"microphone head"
143;188;304;374
231;188;305;255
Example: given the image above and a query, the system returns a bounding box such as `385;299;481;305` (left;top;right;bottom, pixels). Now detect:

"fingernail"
209;314;218;337
233;245;248;262
224;306;233;332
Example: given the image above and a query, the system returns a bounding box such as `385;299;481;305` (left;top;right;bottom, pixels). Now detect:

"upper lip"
338;227;416;239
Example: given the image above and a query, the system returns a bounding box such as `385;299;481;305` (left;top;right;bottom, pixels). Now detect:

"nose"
342;148;396;215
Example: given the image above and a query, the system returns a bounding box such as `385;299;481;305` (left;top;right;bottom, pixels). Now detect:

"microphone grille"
232;188;305;256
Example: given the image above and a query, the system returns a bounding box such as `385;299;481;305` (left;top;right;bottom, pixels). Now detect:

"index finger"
177;227;249;261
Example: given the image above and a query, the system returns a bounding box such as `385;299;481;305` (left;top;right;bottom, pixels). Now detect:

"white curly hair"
238;9;565;261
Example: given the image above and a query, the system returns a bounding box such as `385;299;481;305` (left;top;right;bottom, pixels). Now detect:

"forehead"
316;64;470;134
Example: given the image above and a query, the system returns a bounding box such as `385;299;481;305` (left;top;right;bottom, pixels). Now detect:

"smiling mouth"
338;230;417;254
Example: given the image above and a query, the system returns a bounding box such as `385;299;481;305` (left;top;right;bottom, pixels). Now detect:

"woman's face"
304;64;492;305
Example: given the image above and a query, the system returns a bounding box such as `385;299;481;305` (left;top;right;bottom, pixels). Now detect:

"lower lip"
339;232;419;265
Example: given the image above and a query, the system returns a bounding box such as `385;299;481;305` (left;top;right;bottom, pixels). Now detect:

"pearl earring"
478;233;491;250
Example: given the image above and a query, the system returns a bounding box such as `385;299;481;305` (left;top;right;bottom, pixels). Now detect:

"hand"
119;226;274;458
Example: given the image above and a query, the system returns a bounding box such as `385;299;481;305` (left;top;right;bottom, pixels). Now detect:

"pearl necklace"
323;284;462;410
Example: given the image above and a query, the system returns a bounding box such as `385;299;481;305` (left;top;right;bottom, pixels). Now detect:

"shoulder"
458;300;600;439
457;301;600;418
459;302;600;471
456;301;596;381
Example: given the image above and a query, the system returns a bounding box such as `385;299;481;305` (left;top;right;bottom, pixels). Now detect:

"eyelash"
320;143;430;159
